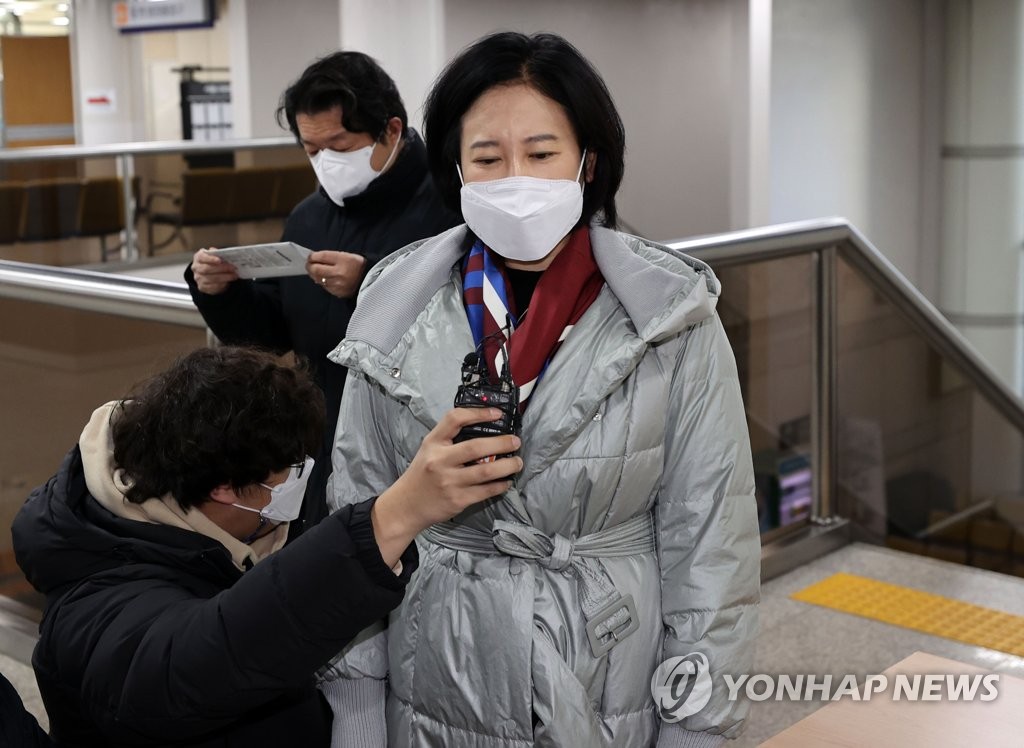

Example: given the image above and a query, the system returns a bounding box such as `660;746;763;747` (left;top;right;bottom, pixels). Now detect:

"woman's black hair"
111;347;325;510
424;31;626;228
277;51;407;143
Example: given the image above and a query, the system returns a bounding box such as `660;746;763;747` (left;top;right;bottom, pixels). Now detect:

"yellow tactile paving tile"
791;572;1024;658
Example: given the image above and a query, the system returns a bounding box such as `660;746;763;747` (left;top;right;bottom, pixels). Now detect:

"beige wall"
770;0;939;296
442;0;743;242
140;8;233;142
233;0;341;139
66;0;941;286
70;0;145;145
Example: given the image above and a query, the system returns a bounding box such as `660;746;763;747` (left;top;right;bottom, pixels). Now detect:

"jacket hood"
335;225;719;361
12;404;284;597
595;229;719;343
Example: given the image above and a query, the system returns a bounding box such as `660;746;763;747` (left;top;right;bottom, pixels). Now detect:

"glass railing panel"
0;140;316;269
0;155;123;267
713;254;815;537
835;254;1024;575
135;144;313;258
0;297;207;611
0;156;101;184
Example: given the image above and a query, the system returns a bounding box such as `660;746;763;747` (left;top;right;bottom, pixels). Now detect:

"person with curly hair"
12;346;521;748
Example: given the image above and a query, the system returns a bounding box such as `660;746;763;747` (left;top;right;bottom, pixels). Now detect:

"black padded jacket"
12;446;417;748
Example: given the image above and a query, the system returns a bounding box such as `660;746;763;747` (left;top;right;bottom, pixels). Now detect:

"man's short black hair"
424;32;626;228
111;347;325;510
277;51;408;142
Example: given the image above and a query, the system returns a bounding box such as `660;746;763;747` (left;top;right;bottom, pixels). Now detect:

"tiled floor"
733;542;1024;746
2;542;1022;745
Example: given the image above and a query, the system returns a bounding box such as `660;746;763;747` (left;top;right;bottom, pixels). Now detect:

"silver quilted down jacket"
324;225;760;747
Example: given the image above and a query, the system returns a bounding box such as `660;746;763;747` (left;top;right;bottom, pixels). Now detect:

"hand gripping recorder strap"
453;352;521;462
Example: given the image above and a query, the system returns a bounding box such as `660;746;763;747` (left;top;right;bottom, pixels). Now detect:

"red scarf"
462;227;605;409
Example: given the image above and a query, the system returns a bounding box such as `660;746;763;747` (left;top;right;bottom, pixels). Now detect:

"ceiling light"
57;2;68;10
52;16;69;25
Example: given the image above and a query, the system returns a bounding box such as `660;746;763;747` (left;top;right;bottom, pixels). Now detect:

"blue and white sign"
113;0;215;33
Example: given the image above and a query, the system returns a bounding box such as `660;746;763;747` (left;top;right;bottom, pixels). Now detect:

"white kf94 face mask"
310;134;401;206
233;456;314;531
458;151;586;262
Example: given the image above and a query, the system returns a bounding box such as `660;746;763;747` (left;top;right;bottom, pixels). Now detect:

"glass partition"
834;254;1024;576
0;155;121;266
684;221;1024;579
716;255;815;537
0;140;314;269
133;145;312;258
0;297;206;611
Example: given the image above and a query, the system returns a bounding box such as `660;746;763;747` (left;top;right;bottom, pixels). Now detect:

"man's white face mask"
233;456;314;542
457;151;587;262
310;134;401;206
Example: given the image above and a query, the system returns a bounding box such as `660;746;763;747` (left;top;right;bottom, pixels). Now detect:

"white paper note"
209;242;312;279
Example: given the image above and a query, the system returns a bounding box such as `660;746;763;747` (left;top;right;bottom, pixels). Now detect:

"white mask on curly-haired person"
233;456;314;538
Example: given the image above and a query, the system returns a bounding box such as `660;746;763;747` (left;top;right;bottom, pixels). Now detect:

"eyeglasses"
256;459;312;492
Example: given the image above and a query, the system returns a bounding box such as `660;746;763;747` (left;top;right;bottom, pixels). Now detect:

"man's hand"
371;408;523;567
307;250;367;298
191;248;239;295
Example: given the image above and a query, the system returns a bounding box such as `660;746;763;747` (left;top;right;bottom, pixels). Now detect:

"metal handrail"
667;217;1024;437
3;216;1019;430
3;217;1023;581
0;259;203;328
3;217;1018;585
0;136;296;163
666;216;851;264
0;217;1017;427
914;499;995;540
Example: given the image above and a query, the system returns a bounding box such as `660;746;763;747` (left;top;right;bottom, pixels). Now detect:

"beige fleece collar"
79;402;287;571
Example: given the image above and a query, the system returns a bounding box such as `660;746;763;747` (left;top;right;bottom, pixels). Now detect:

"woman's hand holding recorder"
371;408;522;567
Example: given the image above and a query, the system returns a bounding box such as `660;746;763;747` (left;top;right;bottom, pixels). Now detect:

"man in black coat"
11;347;521;748
185;52;460;539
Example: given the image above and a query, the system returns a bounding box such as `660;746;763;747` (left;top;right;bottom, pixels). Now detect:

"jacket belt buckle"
586;594;639;657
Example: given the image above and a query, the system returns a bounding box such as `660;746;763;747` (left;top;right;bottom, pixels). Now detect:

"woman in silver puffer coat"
321;31;761;748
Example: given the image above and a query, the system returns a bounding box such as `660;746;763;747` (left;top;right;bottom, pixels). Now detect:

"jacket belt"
422;512;655;656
